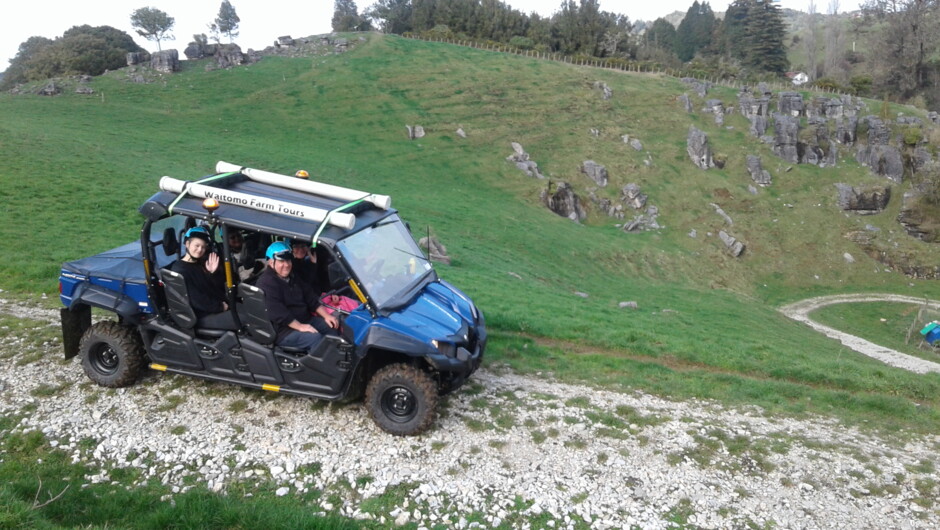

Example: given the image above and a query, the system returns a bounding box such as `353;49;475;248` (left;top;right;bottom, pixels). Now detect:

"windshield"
337;215;434;308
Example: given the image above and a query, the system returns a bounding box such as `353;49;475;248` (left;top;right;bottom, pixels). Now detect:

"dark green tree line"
549;0;631;57
364;0;630;56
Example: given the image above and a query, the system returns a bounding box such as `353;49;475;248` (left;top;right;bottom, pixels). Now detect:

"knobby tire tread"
365;364;438;436
79;321;145;388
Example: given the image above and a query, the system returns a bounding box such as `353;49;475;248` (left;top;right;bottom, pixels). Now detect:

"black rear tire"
79;321;145;388
365;364;438;436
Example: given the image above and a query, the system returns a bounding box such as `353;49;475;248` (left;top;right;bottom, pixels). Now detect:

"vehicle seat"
236;283;306;354
159;268;227;338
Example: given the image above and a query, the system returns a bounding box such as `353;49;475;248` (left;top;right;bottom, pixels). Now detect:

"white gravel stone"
2;298;940;528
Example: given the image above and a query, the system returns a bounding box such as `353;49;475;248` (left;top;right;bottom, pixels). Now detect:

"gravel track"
2;298;940;529
779;293;940;374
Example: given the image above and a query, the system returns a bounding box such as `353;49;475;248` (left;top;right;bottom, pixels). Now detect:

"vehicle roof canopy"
139;171;397;246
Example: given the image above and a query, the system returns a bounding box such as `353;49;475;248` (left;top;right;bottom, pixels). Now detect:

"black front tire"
79;321;145;388
365;364;438;436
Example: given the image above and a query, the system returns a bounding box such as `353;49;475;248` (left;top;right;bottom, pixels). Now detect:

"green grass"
810;301;940;362
0;422;368;529
2;34;940;520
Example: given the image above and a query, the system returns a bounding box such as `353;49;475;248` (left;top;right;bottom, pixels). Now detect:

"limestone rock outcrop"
151;49;180;73
581;160;608;187
506;142;543;178
746;155;772;186
772;113;800;163
541;181;586;222
836;183;891;214
718;230;745;257
214;44;246;68
687;126;714;170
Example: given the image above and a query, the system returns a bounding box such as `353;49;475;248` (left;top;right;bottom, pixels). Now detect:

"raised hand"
205;252;220;273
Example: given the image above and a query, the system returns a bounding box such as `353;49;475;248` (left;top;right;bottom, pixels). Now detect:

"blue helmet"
265;241;292;261
184;226;211;242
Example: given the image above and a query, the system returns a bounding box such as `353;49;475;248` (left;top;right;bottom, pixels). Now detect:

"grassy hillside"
2;33;940;434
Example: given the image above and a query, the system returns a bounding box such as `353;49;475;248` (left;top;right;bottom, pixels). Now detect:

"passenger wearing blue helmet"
256;241;339;351
170;226;238;330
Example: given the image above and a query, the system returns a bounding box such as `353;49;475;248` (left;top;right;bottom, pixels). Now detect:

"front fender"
358;324;436;358
355;322;482;375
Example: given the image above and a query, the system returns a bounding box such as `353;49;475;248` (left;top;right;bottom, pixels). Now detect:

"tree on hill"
411;0;436;32
210;1;240;43
743;0;788;74
65;25;143;55
550;0;628;57
38;34;126;78
803;0;821;80
864;0;940;105
822;1;847;82
1;36;53;88
716;0;751;62
366;0;414;34
524;13;552;51
130;7;175;52
637;18;679;64
645;18;678;52
0;26;144;89
333;0;371;31
675;1;717;61
712;0;788;76
480;1;531;42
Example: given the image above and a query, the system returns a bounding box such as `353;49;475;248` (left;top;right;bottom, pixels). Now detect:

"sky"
1;0;862;72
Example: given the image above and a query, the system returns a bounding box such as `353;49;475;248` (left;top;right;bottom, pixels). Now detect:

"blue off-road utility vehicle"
59;162;485;435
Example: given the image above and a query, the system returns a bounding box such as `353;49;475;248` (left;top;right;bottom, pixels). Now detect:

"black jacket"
256;267;322;342
170;259;226;317
291;257;321;292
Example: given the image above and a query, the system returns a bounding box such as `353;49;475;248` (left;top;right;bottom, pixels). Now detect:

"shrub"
1;25;142;89
844;50;864;65
813;77;843;93
509;36;534;50
849;75;873;97
903;126;924;147
424;25;454;41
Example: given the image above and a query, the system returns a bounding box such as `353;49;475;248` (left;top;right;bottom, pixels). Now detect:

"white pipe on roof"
215;161;391;210
159;176;356;230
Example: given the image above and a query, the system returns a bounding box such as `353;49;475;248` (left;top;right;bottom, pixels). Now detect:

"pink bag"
320;294;360;313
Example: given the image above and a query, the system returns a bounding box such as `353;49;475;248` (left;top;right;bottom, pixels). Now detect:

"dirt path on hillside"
779;293;940;375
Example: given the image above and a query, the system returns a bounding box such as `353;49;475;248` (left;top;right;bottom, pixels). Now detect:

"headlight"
431;339;457;358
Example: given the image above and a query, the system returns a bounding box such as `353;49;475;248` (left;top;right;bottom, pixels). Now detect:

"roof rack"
159;175;357;230
159;162;392;232
215;161;391;210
